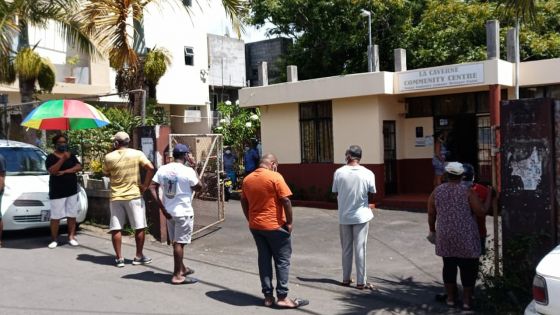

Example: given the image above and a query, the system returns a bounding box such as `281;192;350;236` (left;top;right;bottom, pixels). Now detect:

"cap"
346;145;362;159
445;162;464;175
462;163;475;180
112;131;130;142
173;144;189;154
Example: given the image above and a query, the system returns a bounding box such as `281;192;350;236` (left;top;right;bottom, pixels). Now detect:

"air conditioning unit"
184;109;201;123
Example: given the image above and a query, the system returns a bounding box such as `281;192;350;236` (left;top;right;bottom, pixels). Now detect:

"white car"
0;140;87;230
524;245;560;315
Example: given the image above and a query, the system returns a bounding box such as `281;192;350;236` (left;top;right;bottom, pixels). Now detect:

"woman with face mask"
45;134;82;249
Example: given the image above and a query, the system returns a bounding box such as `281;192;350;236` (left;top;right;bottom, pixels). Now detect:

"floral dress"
434;182;481;258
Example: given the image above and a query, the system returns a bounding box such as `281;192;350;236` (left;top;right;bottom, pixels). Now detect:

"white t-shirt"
153;162;199;217
332;165;376;225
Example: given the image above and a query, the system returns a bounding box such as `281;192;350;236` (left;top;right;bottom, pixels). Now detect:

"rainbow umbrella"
21;99;110;130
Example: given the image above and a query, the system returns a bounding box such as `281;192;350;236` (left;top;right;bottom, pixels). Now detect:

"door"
383;121;397;194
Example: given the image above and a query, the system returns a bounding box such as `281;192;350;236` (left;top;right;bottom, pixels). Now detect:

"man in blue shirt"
243;143;259;175
223;147;237;187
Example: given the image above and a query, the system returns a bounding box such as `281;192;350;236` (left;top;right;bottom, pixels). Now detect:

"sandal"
356;283;375;290
264;296;275;307
341;279;354;286
183;267;195;276
276;298;309;309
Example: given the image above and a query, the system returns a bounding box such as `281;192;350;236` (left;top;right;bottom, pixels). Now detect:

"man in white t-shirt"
332;145;376;290
150;144;201;285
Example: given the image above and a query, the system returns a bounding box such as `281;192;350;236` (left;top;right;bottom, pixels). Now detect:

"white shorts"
167;216;194;244
50;193;79;220
109;198;147;231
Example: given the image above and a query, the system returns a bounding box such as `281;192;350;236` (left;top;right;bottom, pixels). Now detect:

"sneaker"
132;256;153;265
48;241;58;249
68;239;79;246
115;258;125;268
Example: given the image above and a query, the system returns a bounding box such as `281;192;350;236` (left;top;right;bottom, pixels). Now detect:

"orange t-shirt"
241;168;292;230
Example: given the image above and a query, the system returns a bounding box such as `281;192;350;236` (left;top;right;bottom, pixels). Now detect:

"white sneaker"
68;239;79;246
48;241;58;249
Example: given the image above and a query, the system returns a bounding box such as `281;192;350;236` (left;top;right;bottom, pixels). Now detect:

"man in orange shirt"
241;153;309;309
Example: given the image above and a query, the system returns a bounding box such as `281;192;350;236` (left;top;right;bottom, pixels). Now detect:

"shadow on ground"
76;253;118;266
297;274;471;315
122;271;171;283
205;290;262;307
1;228;53;249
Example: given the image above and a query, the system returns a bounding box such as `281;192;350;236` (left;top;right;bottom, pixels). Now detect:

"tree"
0;0;98;142
143;47;172;100
79;0;245;109
213;100;260;158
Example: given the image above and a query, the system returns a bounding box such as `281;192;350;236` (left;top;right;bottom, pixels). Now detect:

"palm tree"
0;0;98;142
498;0;537;99
78;0;245;112
144;47;172;100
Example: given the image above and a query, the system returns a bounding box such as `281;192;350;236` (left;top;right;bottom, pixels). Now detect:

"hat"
112;131;130;142
173;144;189;154
445;162;464;175
462;163;475;180
346;145;362;159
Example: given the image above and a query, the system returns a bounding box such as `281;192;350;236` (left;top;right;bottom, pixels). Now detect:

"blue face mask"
56;144;68;152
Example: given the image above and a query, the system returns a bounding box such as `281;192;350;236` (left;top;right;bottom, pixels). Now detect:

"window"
0;147;47;175
182;0;192;6
299;101;333;163
184;47;194;66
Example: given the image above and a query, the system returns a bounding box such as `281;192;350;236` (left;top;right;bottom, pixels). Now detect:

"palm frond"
0;0;19;56
0;54;16;84
37;58;55;92
144;47;171;84
498;0;537;22
14;47;42;80
219;0;246;38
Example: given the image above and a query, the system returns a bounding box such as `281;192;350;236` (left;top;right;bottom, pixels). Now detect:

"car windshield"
0;147;48;176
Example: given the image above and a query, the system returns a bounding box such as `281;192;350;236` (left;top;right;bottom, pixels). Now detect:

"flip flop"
264;296;275;307
183;267;195;276
356;283;375;290
171;277;198;285
276;298;309;309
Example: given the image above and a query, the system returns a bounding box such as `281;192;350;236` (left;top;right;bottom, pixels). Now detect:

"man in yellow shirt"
103;132;155;267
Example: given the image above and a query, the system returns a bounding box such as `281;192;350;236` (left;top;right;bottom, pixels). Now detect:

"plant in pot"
64;55;80;83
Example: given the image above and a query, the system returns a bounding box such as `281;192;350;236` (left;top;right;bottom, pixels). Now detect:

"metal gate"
168;134;224;236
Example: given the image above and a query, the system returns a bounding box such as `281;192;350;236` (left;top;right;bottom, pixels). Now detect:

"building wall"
208;34;246;88
143;2;209;107
259;103;300;164
245;38;292;86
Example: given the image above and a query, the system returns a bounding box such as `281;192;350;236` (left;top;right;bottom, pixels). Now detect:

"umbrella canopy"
21;99;110;130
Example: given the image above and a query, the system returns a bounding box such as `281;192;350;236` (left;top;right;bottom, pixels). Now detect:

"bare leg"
172;243;185;283
463;286;473;308
434;175;442;187
0;220;3;247
50;219;60;242
134;229;145;259
111;230;123;259
67;217;77;240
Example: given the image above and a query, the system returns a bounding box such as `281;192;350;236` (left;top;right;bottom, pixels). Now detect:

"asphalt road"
0;201;488;314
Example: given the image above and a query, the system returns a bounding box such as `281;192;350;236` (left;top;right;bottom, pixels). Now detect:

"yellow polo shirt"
103;148;151;201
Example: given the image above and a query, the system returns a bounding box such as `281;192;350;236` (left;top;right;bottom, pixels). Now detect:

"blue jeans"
250;228;292;298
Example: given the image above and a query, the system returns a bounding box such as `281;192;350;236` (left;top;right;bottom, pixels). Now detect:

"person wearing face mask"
223;147;237;188
241;154;309;309
243;143;260;176
45;134;82;249
332;145;376;290
461;163;492;254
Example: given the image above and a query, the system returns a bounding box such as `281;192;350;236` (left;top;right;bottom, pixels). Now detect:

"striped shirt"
103;148;151;201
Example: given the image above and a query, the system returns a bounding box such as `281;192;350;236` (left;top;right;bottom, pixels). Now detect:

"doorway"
383;121;397;194
434;114;478;169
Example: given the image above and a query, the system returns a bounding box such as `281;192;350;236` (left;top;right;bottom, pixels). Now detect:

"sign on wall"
398;63;484;92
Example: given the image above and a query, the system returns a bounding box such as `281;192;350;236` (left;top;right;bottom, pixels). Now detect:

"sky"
204;0;274;43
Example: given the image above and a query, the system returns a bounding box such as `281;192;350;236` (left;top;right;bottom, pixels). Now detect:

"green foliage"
144;47;171;86
14;47;42;80
212;101;260;155
248;0;559;77
37;59;55;92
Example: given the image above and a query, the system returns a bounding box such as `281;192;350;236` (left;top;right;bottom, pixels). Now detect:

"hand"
139;184;148;193
161;209;172;220
426;231;436;244
368;203;376;209
284;223;293;233
56;170;66;176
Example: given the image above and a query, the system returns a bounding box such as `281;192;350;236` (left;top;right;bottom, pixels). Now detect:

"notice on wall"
141;137;154;162
415;127;425;147
398;63;484;92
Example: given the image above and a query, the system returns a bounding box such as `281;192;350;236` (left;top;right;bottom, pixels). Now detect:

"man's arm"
0;171;5;192
280;197;293;232
240;197;249;221
140;161;155;193
468;189;485;219
148;182;171;219
427;192;436;232
58;156;82;175
47;152;70;174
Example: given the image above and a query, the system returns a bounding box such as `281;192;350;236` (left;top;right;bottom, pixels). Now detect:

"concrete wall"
245;38;292;86
259;103;300;164
520;58;560;87
402;117;434;159
208;34;246;88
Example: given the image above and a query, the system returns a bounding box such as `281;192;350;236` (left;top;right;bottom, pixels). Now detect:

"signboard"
184;110;202;123
398;63;484;92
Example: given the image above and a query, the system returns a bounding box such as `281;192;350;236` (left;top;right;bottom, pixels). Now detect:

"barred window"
299;101;333;163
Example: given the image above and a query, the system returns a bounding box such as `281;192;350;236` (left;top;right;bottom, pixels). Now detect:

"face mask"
56;144;68;152
271;163;278;172
244;147;249;152
225;150;231;154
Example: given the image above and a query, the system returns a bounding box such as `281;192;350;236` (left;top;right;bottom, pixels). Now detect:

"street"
0;201;486;314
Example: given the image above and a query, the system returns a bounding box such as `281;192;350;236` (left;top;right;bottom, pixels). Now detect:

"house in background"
245;38;292;87
207;33;246;116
